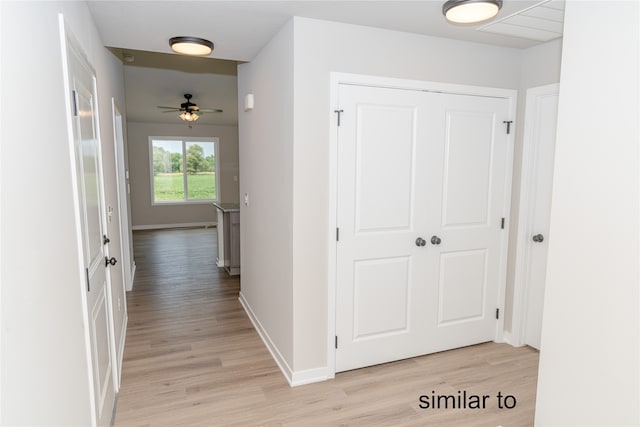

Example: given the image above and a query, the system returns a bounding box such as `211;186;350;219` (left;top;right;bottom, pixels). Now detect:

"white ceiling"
479;0;564;41
88;0;564;126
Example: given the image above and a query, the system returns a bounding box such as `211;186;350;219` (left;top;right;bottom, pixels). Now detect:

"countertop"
213;202;240;213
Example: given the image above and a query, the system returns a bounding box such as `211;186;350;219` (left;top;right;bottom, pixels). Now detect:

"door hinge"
503;120;513;135
336;227;340;242
335;335;338;349
501;217;505;229
85;268;90;292
334;109;344;127
496;308;500;320
72;90;79;117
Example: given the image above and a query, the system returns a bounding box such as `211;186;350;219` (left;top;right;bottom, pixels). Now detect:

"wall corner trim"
239;292;329;387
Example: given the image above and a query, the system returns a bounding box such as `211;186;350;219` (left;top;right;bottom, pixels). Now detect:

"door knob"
105;256;117;267
415;237;427;247
430;235;442;245
532;234;544;243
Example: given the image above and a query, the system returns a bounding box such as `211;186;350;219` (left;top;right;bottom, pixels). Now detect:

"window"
149;137;219;204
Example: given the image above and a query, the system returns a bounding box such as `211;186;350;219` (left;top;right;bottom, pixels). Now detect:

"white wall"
504;38;563;332
291;17;523;371
535;1;639;425
237;20;295;368
518;38;563;90
0;1;127;424
127;122;239;227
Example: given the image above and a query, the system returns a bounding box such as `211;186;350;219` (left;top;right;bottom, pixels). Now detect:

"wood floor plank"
114;228;539;426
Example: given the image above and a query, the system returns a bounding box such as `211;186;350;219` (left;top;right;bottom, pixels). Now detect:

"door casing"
327;72;517;378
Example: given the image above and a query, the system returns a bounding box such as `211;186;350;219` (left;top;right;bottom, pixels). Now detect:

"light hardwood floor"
114;228;539;426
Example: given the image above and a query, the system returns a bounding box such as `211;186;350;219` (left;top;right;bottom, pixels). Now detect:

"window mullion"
182;140;188;201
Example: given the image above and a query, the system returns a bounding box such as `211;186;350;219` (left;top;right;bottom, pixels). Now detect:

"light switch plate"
244;94;254;111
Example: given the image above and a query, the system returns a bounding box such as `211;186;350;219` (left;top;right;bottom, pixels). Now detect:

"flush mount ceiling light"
169;36;214;56
443;0;503;24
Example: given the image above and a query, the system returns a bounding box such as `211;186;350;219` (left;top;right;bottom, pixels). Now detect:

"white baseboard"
130;262;136;283
117;313;128;388
238;292;331;387
291;367;330;387
239;292;294;384
502;331;523;347
132;222;216;231
126;262;136;292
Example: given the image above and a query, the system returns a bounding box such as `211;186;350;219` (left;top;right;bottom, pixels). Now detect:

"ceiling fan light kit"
179;111;200;122
442;0;502;24
169;36;214;56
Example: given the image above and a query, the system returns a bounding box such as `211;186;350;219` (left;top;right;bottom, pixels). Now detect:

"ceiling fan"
157;93;223;122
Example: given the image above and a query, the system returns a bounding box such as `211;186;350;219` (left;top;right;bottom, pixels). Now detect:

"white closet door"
335;84;432;372
335;84;511;373
422;93;510;354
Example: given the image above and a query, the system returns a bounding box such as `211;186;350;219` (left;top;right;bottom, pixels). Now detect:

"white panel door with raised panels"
335;84;510;372
424;93;510;354
66;33;116;426
335;85;432;372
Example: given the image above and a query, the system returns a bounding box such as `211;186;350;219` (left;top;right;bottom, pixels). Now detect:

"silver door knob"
532;234;544;243
430;235;442;245
415;237;426;247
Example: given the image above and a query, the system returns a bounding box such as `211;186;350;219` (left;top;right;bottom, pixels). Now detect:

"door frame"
509;83;560;347
327;72;517;377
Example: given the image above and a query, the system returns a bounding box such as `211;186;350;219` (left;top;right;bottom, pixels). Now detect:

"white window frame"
149;136;220;205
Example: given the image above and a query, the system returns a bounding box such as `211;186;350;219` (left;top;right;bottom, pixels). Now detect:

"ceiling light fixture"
442;0;503;24
169;36;214;56
179;111;200;122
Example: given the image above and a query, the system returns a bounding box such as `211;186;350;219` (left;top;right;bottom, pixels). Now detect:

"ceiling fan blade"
157;105;181;109
161;110;181;113
198;108;224;113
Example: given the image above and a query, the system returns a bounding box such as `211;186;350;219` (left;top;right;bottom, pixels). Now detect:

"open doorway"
108;48;240;238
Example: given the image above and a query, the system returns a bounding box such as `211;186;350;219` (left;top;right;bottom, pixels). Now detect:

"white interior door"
423;93;510;354
335;83;511;372
335;85;432;372
112;101;134;292
521;85;559;350
66;33;116;426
